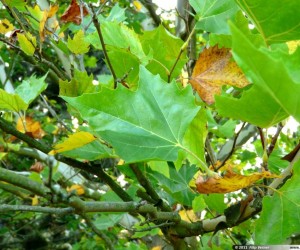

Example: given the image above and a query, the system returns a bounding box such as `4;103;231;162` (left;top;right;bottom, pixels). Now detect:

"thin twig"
81;214;115;250
217;122;246;170
129;164;171;212
39;94;72;132
168;27;195;82
267;122;283;156
257;127;265;150
205;136;217;168
90;3;117;88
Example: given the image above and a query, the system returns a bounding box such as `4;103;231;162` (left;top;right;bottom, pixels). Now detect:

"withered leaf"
60;0;88;25
190;46;249;104
16;116;45;139
30;161;44;173
196;169;280;194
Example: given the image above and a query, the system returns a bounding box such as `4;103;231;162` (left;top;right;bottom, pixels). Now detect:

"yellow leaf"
133;1;142;11
32;195;39;206
196;167;280;194
67;184;85;195
0;19;14;34
49;131;96;155
16;116;45;139
179;209;198;222
190;46;249;104
17;32;37;56
39;5;59;42
286;40;300;54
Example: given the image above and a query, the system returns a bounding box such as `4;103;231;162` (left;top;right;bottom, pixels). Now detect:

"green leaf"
94;213;124;230
209;11;264;48
87;21;146;62
108;48;140;88
141;26;187;81
0;89;28;112
215;23;300;127
254;160;300;244
59;70;97;97
63;66;200;163
61;139;114;161
204;194;226;214
17;33;36;56
181;108;207;166
67;30;90;55
191;0;239;34
105;3;127;22
148;162;198;206
236;0;300;44
192;195;206;212
4;0;26;11
15;74;47;105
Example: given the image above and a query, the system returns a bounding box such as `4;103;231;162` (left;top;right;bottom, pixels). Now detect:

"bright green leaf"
17;33;36;56
67;30;90;55
191;0;239;34
15;74;47;105
236;0;300;44
181;108;207;166
87;21;146;62
204;194;226;214
0;89;28;112
216;23;300;127
63;66;200;163
141;26;187;81
192;196;206;212
254;160;300;244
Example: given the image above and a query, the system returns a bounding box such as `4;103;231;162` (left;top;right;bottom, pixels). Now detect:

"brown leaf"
16;116;45;139
196;168;280;194
30;162;44;173
60;0;88;25
190;46;249;104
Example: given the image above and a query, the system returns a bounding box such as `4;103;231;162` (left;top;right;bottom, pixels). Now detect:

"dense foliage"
0;0;300;249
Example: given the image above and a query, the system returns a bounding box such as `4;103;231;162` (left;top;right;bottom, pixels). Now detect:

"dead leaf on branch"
190;46;249;104
60;0;89;25
196;164;280;194
16;116;45;139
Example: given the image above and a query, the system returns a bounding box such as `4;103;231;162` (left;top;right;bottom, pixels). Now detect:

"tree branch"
0;204;74;215
140;0;162;27
0;167;50;197
130;164;171;212
0;116;132;202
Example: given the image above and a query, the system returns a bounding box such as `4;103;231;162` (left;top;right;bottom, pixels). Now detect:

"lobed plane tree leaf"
63;66;200;163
